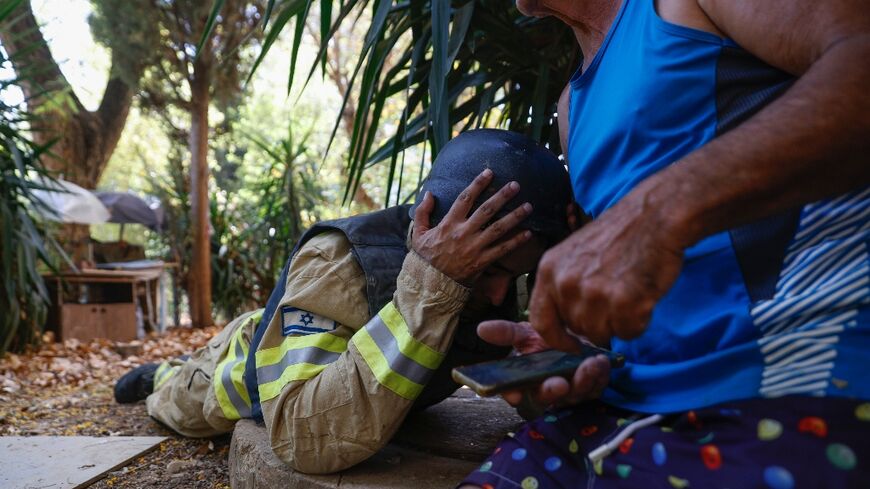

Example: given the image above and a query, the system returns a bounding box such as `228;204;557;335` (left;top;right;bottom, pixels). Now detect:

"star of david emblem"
299;312;314;326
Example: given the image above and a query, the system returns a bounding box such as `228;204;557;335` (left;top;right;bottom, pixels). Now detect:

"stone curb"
229;391;523;488
229;419;479;489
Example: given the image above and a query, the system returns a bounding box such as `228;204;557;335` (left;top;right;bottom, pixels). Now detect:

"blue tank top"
567;0;870;412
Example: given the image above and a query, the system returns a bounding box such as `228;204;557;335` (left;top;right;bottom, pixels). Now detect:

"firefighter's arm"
261;170;534;474
257;232;469;474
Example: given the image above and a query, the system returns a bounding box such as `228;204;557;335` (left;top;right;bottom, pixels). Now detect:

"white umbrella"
31;178;110;224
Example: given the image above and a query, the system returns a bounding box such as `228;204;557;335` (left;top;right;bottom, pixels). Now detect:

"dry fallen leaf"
0;325;221;395
8;354;22;370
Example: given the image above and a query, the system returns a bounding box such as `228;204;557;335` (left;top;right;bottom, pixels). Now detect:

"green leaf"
246;0;310;87
264;0;278;28
196;0;225;58
301;0;357;90
287;0;315;94
0;0;23;23
446;1;473;67
319;0;333;74
530;61;550;142
428;0;449;156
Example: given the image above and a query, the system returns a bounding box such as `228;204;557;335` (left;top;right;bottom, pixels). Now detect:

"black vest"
245;205;513;419
290;205;412;317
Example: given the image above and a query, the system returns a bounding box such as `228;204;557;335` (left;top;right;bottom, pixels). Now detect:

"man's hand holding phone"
473;320;613;407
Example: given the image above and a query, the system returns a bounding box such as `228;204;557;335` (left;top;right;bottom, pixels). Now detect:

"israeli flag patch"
281;306;337;336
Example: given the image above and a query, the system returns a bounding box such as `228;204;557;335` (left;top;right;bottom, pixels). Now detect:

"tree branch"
0;0;82;111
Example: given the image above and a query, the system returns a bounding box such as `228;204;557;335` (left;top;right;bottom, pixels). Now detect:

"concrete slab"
229;390;522;488
0;435;167;489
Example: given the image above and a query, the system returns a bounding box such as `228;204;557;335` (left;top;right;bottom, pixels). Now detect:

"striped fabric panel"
751;188;869;398
214;324;254;420
154;362;179;390
255;332;349;403
352;302;445;400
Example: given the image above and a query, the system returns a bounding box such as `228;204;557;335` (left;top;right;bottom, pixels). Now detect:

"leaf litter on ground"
0;326;231;489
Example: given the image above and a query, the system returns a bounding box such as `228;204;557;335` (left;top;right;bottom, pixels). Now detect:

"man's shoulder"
295;230;353;261
286;230;361;283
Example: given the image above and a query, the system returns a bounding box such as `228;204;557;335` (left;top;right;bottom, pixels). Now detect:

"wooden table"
43;262;168;342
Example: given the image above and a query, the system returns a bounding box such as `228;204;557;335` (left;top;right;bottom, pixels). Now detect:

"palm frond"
248;0;578;206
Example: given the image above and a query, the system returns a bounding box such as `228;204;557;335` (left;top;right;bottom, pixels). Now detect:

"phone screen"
452;346;624;396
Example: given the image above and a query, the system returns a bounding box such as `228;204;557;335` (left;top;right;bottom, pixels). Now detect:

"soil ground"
0;326;231;488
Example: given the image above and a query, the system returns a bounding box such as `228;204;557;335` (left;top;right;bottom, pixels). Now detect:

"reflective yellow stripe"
351;303;445;400
214;361;236;418
214;326;246;419
353;326;424;400
256;333;348;366
231;335;251;405
379;303;443;369
154;361;178;390
258;363;334;402
214;310;261;420
255;333;349;403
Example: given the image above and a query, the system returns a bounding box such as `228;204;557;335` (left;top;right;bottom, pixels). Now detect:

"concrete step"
229;389;523;488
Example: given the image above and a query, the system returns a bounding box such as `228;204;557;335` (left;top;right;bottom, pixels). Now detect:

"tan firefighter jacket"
215;230;472;474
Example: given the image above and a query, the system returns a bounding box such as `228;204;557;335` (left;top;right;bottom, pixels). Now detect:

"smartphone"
451;346;625;397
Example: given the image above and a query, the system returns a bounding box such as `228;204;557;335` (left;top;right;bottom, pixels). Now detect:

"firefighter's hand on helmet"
411;169;533;285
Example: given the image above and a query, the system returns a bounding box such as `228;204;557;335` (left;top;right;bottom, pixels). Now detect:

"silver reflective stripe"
155;363;176;388
155;368;169;386
221;337;251;418
366;315;434;385
256;346;342;385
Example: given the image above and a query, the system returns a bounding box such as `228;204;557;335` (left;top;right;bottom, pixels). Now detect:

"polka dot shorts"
460;397;870;488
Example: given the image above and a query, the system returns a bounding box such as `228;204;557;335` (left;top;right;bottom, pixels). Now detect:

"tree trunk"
41;76;134;264
188;58;213;328
1;1;134;186
0;1;135;264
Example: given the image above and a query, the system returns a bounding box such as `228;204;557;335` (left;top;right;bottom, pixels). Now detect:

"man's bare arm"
530;0;870;349
658;0;870;246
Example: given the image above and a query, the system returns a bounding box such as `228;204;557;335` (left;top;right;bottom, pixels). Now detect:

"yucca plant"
0;0;62;355
208;0;579;206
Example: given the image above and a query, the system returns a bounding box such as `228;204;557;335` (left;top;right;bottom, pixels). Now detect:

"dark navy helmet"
410;129;573;244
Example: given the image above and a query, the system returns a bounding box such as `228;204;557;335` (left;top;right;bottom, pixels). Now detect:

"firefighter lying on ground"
114;129;573;474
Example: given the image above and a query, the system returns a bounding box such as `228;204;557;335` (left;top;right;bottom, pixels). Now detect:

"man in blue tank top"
462;0;869;487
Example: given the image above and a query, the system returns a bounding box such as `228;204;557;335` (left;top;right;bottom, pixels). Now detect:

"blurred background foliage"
0;0;577;346
245;0;579;204
0;0;61;355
